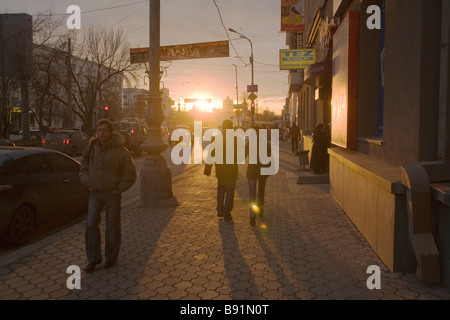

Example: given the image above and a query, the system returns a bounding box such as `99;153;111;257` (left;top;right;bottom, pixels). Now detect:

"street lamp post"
232;63;241;127
140;0;175;207
228;28;255;127
232;64;238;105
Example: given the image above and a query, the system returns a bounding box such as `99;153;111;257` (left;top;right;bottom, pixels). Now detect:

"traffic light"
104;106;109;119
250;101;255;108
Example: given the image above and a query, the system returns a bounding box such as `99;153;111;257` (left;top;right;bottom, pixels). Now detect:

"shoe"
103;260;117;269
84;262;100;273
217;211;223;218
250;216;256;226
223;213;233;222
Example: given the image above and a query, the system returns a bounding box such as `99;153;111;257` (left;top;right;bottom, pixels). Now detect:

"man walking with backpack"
79;119;136;273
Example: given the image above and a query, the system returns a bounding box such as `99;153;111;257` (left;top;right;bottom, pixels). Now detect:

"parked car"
0;139;15;147
42;130;90;157
0;147;88;246
112;121;148;155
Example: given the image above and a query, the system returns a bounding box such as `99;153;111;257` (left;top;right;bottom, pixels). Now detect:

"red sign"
331;11;360;150
281;0;305;32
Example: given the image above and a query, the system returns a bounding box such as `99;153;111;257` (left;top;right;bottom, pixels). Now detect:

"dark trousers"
217;178;236;218
248;175;268;217
291;138;299;153
85;191;122;264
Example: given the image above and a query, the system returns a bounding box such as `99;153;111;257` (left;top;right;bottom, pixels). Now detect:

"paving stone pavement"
0;141;449;301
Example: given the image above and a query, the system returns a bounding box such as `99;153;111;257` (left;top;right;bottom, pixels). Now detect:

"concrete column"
383;0;441;165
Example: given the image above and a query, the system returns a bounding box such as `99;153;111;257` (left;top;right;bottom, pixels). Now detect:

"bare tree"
30;11;69;133
67;26;140;135
29;13;140;135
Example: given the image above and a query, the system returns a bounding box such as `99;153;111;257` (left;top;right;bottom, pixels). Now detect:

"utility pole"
140;0;175;207
232;64;238;104
228;28;255;127
67;38;73;130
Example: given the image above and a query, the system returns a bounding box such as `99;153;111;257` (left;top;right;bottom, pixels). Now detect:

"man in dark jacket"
80;119;136;272
289;122;301;153
204;119;237;222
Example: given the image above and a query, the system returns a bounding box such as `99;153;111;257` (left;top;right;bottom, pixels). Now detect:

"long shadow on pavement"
218;221;261;299
63;203;177;300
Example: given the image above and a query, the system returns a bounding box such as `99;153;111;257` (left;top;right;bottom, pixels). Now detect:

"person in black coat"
310;123;327;174
204;119;238;222
289;122;301;153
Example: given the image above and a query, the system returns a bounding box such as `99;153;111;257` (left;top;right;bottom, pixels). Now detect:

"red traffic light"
251;102;255;108
104;106;109;111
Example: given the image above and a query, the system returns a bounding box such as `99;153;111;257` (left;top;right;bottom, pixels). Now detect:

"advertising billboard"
331;11;359;149
280;49;316;70
130;40;229;64
281;0;305;32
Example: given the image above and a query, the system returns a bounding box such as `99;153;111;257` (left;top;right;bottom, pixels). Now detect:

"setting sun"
182;94;223;113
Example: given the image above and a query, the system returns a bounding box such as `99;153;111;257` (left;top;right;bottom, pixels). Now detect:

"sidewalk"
0;141;449;300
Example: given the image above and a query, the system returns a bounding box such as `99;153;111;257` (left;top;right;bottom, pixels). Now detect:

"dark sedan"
0;147;88;246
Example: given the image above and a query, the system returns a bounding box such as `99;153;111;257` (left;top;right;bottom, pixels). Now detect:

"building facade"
288;0;450;289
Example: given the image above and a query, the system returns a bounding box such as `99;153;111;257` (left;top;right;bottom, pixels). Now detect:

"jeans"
217;178;236;219
291;138;299;153
248;176;268;218
85;190;122;264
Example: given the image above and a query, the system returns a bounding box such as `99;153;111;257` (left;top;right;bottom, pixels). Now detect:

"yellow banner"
280;49;316;70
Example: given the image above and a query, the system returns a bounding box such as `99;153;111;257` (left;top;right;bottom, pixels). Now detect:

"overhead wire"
113;2;149;27
35;1;148;16
212;0;249;67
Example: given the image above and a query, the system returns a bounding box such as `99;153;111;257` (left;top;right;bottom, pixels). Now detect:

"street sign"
248;93;257;101
233;104;244;109
130;40;229;64
247;85;258;93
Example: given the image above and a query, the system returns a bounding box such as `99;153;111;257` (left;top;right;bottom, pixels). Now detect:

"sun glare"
183;93;222;113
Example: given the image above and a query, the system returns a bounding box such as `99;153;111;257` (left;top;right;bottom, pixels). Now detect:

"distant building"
122;87;173;126
221;97;235;125
25;45;123;131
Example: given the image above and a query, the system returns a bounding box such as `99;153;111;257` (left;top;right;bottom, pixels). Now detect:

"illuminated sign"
280;49;316;70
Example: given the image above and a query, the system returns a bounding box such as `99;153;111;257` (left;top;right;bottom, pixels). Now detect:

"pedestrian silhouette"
310;123;327;174
246;126;272;226
204;119;238;222
289;122;301;153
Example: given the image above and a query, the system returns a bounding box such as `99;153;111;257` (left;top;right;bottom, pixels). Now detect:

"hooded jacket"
79;132;136;193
